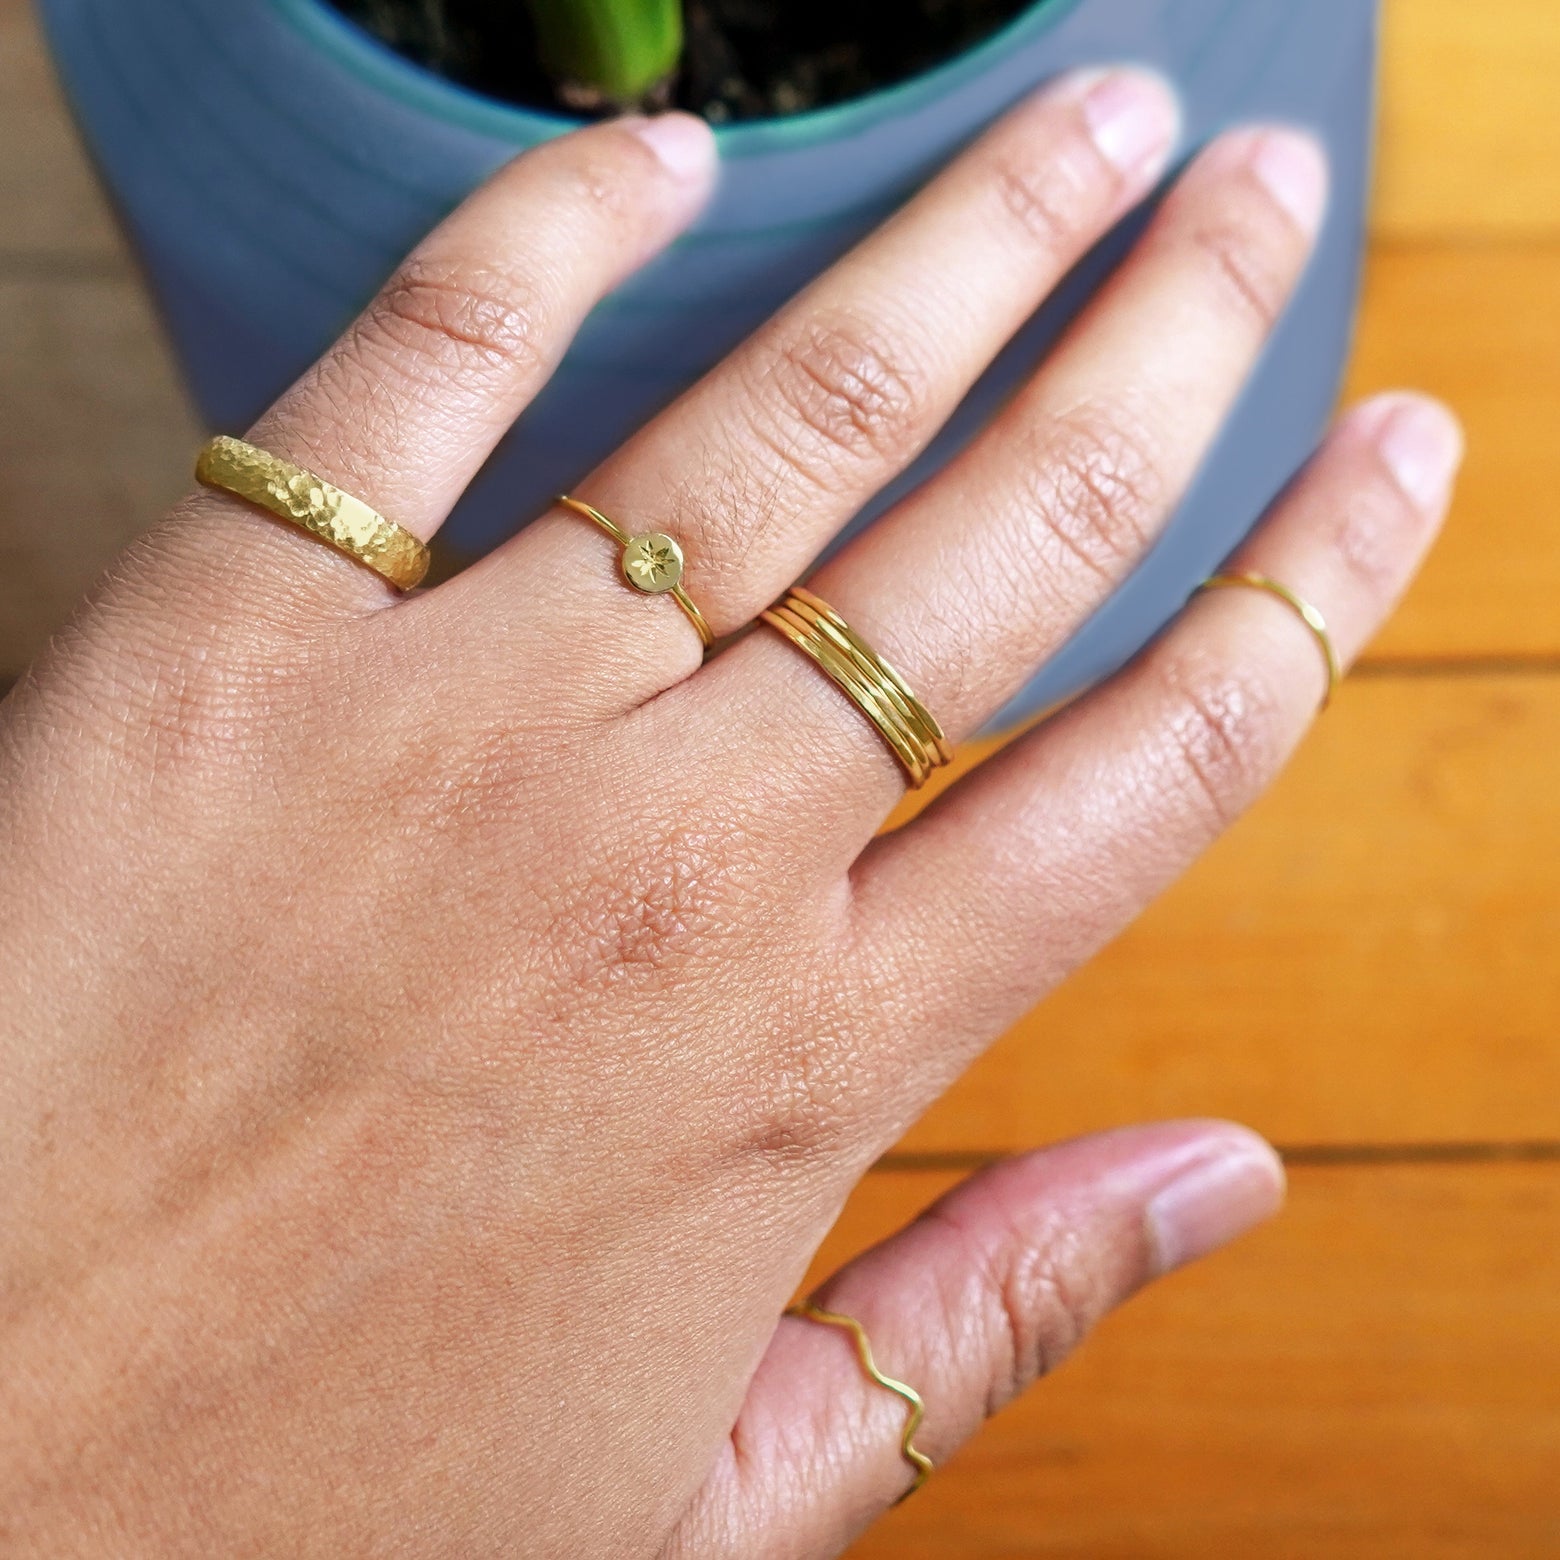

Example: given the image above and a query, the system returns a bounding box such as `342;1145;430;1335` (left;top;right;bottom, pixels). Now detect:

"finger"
847;394;1463;1111
165;115;715;609
714;124;1329;828
453;68;1180;685
667;1122;1283;1559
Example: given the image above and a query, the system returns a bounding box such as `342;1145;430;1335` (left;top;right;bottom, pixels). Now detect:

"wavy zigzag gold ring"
786;1301;934;1502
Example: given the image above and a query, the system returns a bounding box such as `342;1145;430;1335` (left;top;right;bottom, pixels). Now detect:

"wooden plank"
0;278;200;672
0;0;124;261
1377;0;1560;240
894;675;1560;1155
1347;245;1560;661
810;1163;1560;1559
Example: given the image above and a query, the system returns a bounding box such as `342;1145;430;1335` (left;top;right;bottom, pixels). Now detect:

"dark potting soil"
331;0;1037;121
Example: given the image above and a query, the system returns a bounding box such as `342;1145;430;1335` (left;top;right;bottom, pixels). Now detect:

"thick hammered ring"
195;436;430;591
555;494;714;650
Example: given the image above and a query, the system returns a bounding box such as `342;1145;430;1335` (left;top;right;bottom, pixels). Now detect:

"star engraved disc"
621;532;684;594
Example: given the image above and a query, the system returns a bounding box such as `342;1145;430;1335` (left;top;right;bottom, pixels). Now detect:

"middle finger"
455;68;1180;690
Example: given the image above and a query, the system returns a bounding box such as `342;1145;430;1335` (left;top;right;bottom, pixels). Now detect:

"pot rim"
270;0;1083;155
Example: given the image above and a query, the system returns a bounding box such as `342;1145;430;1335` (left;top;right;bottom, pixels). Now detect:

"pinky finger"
842;393;1465;1109
665;1122;1285;1560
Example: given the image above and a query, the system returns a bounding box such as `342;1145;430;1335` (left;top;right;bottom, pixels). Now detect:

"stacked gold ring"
762;587;952;789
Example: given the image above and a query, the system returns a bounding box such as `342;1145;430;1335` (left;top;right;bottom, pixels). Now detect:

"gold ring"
761;588;951;789
786;1302;933;1502
1199;571;1342;710
195;436;430;591
555;494;713;650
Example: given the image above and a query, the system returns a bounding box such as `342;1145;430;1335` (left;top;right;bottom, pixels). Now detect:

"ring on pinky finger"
840;392;1464;1088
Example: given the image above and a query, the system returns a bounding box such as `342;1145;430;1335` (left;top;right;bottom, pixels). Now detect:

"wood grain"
7;0;1558;252
4;1;1560;671
3;1;1559;1555
1377;0;1560;239
1347;246;1560;659
0;0;123;263
824;1164;1560;1559
893;674;1560;1153
0;279;199;669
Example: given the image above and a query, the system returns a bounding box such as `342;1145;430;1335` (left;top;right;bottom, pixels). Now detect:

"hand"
0;74;1460;1557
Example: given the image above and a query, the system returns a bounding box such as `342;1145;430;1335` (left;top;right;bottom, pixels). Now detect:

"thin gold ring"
761;589;951;789
1200;571;1342;710
786;588;955;766
555;494;713;650
195;436;430;591
786;1302;933;1503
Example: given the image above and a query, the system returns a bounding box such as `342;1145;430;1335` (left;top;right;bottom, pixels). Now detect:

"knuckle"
65;538;332;788
988;148;1082;254
1154;649;1283;830
1329;454;1440;603
926;1204;1101;1417
365;255;551;388
1024;404;1165;583
989;1232;1101;1410
562;150;637;221
759;313;930;480
1186;209;1296;331
738;1028;863;1166
555;135;672;227
546;825;737;996
979;88;1139;256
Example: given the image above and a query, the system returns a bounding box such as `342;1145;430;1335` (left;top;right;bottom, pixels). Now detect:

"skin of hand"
0;71;1462;1559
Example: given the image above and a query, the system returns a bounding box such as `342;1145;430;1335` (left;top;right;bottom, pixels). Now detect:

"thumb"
668;1121;1284;1560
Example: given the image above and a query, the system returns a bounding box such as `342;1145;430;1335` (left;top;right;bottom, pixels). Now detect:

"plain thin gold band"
554;494;714;650
1200;571;1342;710
786;589;954;765
761;589;951;789
786;1302;933;1502
195;435;430;591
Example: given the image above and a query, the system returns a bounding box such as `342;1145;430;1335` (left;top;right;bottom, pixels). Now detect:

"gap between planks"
880;1141;1560;1174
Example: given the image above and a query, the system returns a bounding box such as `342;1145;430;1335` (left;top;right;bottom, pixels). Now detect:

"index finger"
185;115;716;605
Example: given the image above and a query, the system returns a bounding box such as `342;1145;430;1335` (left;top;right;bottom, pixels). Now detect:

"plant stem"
522;0;683;105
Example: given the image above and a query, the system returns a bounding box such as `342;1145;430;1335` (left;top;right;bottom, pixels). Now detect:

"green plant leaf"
523;0;683;104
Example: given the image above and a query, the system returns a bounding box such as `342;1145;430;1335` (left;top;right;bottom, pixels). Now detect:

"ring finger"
717;123;1328;823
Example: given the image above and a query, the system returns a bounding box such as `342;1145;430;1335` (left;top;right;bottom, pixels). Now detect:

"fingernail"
1145;1140;1286;1276
1372;396;1466;512
1078;68;1180;177
1248;128;1329;234
627;113;717;183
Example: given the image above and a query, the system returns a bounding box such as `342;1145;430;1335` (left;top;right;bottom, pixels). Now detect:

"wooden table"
3;2;1557;1553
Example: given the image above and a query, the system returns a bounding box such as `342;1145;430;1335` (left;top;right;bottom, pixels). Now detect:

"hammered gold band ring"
786;1302;934;1502
555;494;714;650
1199;571;1342;710
195;436;431;591
762;588;952;789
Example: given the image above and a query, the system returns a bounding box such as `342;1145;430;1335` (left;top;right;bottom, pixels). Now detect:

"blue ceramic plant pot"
38;0;1377;725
